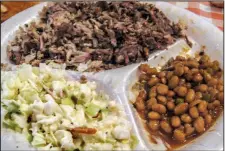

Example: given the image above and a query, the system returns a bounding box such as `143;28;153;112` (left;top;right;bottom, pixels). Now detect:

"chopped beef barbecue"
7;1;186;71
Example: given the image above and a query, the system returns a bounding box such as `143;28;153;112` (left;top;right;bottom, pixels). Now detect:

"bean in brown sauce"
191;68;199;74
166;71;174;79
218;79;223;85
148;111;161;120
139;64;150;73
157;95;167;105
134;97;145;111
200;55;210;63
217;85;224;92
147;98;157;109
138;89;147;99
189;99;202;108
184;71;193;81
147;67;158;75
158;71;166;78
173;129;185;142
195;92;203;99
152;104;167;114
186;89;195;103
217;92;224;104
189;107;199;118
175;86;188;97
184;66;189;74
161;77;167;84
167;101;175;111
209;88;219;101
185;60;199;68
207;103;214;110
168;76;179;89
171;116;181;128
160;121;172;133
203;71;212;81
176;56;186;61
213;100;220;107
198;101;207;112
184;124;195;136
139;73;149;81
167;97;174;101
208;78;218;87
167;90;175;97
200;110;208;117
148;77;159;87
204;114;212;125
148;120;160;131
177;125;185;132
156;84;169;95
174;103;188;115
193;117;205;133
193;73;203;82
196;84;208;92
174;64;184;76
149;86;157;98
181;114;192;123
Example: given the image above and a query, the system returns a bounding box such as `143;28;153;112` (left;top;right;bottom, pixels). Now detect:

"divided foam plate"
1;2;223;150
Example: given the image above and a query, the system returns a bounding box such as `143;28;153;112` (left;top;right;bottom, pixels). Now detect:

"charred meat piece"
114;45;142;64
7;50;23;65
91;49;113;63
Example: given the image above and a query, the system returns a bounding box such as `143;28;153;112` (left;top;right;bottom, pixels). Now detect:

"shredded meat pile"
7;1;186;71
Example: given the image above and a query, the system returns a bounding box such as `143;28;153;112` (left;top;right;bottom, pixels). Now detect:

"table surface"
1;2;40;22
1;2;224;31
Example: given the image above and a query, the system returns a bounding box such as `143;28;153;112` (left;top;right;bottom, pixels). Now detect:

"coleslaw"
1;64;138;150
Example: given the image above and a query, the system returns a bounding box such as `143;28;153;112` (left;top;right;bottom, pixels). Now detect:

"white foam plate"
1;2;223;151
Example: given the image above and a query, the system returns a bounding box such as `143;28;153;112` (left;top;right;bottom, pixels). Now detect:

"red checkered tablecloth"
170;2;224;31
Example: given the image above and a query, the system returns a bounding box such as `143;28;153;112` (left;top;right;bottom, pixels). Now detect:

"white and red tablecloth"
170;2;224;31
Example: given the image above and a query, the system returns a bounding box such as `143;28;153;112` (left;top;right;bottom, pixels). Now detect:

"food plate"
1;2;223;151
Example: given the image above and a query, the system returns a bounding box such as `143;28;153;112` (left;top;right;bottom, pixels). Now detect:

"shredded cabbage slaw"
1;64;138;150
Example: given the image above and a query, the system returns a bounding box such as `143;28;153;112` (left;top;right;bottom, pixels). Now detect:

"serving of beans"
134;53;223;149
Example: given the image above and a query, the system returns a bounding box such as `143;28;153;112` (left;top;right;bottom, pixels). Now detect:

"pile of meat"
7;1;186;71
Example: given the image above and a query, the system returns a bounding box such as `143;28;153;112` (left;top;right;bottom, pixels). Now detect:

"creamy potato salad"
1;64;137;150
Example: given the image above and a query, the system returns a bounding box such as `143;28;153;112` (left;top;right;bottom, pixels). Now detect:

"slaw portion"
1;64;137;150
